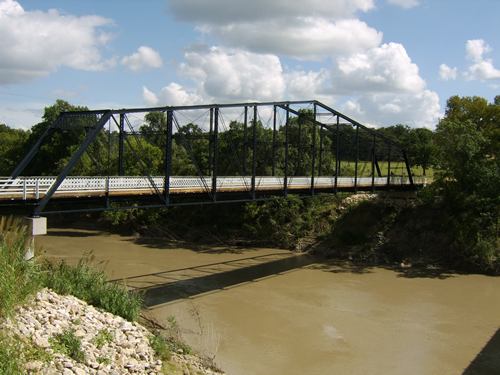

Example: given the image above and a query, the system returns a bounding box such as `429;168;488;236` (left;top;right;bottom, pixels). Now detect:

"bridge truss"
0;100;419;215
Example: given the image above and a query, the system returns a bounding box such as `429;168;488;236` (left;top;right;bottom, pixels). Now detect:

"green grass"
0;330;52;374
149;331;171;361
0;331;22;375
40;257;143;322
49;328;85;363
93;329;113;349
0;217;41;318
337;160;434;178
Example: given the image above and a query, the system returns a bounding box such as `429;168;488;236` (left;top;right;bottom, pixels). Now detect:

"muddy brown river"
39;228;500;375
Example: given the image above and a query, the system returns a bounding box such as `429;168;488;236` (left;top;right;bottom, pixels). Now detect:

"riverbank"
95;192;498;274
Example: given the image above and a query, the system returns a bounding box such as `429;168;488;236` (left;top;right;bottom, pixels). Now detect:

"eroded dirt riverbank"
39;228;500;375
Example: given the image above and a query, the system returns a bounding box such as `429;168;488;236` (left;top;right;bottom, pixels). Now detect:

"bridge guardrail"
0;175;426;201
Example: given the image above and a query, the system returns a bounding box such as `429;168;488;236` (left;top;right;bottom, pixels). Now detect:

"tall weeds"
40;257;143;321
0;216;41;318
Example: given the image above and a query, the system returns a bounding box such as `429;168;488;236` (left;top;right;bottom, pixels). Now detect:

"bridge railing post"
284;104;289;197
354;124;359;192
251;106;257;200
244;106;248;176
118;113;125;176
318;119;324;178
272;105;277;177
310;104;317;195
208;108;213;176
335;115;340;193
164;109;173;204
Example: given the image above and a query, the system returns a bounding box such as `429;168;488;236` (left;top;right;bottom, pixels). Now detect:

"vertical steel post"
284;105;290;197
164;110;173;204
298;110;302;174
251;106;257;199
334;115;340;193
310;104;317;195
208;108;213;176
354;125;359;192
118;113;125;176
387;144;392;186
318;124;323;177
212;108;219;201
371;133;376;192
106;120;111;208
272;105;277;176
243;106;248;175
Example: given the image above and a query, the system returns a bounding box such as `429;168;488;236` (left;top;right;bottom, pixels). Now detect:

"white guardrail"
0;176;425;201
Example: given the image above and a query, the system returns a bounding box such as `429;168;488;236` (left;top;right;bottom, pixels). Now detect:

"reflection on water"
39;228;500;375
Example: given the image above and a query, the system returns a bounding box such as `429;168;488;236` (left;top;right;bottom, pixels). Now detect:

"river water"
39;228;500;375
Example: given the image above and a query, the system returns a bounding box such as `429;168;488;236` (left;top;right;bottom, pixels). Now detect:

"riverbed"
38;227;500;375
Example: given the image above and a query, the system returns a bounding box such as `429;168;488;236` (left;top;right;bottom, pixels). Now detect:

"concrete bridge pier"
24;216;47;260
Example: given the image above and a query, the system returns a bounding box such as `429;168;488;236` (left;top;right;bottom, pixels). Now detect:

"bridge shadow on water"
121;253;315;308
462;328;500;375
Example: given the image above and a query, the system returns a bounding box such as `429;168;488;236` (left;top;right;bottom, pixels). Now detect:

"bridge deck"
0;176;423;201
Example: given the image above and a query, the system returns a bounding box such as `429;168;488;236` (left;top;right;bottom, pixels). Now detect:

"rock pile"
1;289;223;375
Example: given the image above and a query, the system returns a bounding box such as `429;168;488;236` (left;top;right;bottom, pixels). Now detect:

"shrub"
49;328;85;362
40;257;143;321
93;329;113;349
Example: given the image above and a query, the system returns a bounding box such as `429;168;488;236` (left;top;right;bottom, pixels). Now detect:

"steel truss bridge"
0;100;422;216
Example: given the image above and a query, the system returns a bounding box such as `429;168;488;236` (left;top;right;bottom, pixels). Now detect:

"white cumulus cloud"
122;46;163;71
465;39;500;80
0;0;115;84
439;64;457;80
143;42;440;128
168;0;379;59
179;46;286;101
328;43;440;127
466;39;491;62
333;43;426;94
199;18;382;60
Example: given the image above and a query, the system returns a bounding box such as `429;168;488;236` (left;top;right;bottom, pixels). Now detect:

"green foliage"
0;331;23;374
430;96;500;272
149;316;192;363
96;356;111;365
0;217;41;318
149;332;171;361
244;195;339;249
93;329;113;349
40;257;143;321
0;124;29;175
49;328;85;362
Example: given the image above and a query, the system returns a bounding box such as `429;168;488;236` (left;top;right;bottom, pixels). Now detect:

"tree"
432;96;500;271
24;100;89;175
0;124;29;175
408;128;435;176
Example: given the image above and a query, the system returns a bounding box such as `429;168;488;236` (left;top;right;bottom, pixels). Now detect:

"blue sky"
0;0;499;129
